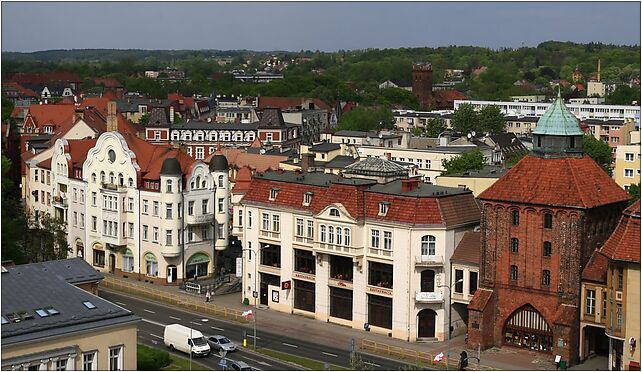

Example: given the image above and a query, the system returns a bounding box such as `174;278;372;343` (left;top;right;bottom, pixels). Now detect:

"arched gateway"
503;305;553;352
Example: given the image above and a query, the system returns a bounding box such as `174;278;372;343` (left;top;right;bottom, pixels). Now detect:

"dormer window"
329;208;340;217
269;188;279;201
378;202;390;216
303;192;313;206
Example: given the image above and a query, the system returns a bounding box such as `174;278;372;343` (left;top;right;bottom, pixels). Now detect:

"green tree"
338;106;393;132
583;134;613;176
1;155;27;264
628;183;640;203
441;149;487;175
24;214;71;263
425;117;446;137
506;150;528;167
451;103;479;135
138;113;150;126
478;105;506;134
606;85;641;105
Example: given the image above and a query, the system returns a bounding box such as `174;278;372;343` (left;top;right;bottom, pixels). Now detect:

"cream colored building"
1;260;139;371
435;166;508;197
235;164;480;342
613;136;641;191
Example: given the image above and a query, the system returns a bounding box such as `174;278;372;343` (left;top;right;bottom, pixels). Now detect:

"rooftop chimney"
401;178;420;192
107;101;118;132
597;59;601;82
301;152;315;172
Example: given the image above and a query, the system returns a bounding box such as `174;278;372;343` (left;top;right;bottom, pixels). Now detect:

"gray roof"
367;179;470;197
147;107;170;127
255;170;373;187
171;121;258;131
1;259;139;346
310;142;341;153
21;257;104;285
333;130;368;138
116;98;172;113
343;157;408;177
209;154;229;172
440;165;509;179
324;155;358;169
161;157;182;176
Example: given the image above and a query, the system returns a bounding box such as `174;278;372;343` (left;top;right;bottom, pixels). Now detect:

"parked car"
207;335;237;352
164;324;211;357
230;361;252;371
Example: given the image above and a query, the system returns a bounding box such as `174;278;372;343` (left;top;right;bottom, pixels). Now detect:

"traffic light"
459;351;468;370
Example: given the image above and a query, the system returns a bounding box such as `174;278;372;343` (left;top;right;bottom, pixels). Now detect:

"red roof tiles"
451;231;481;265
24;104;76;132
468;288;493;311
582;250;609;283
479;155;630;208
599;200;640;263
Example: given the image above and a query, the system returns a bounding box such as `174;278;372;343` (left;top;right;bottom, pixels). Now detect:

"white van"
163;324;211;357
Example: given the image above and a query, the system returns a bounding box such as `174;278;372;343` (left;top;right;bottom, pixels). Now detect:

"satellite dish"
471;131;476;137
467;133;472;139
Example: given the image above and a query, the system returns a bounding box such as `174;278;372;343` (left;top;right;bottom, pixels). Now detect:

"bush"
243;298;250;306
137;344;171;371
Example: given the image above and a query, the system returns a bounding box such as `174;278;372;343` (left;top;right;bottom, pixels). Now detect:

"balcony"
52;195;68;209
415;291;444;303
368;247;393;258
161;245;181;258
415;255;443;267
314;241;363;257
293;235;314;246
259;230;281;241
101;182;127;192
103;234;126;248
185;213;214;225
452;291;472;304
258;264;281;276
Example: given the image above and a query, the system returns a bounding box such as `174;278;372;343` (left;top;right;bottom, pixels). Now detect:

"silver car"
207;335;237;352
231;361;253;371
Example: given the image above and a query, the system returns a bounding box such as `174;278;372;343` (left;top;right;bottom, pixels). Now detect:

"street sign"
218;358;227;370
252;291;258;298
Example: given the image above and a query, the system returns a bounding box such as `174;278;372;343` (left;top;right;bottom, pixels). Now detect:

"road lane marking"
169;316;181;321
192;322;202;326
363;362;380;367
142;318;166;327
115;301;128;306
257;361;271;366
211;326;225;331
246;335;261;339
282;342;298;348
143;309;155;314
150;334;164;340
322;352;338;357
239;356;272;367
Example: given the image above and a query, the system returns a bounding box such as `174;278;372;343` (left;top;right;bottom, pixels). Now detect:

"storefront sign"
235;257;242;278
293;271;316;281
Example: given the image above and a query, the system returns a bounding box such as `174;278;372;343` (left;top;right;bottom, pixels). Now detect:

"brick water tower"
412;62;433;110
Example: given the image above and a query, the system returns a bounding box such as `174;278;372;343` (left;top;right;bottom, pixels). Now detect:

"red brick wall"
412;67;433;110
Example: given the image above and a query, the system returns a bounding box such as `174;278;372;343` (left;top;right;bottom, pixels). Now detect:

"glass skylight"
1;315;8;324
35;309;49;317
83;301;96;309
45;307;60;315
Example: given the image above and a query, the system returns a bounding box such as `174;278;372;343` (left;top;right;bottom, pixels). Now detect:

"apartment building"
449;231;481;336
614;143;641;191
235;163;480;342
24;125;230;284
581;201;641;370
454;100;640;121
1;259;139;371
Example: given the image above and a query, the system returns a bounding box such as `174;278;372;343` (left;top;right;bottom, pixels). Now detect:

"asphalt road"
100;289;413;370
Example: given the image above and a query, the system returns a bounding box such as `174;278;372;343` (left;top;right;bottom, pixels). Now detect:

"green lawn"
160;354;208;371
255;348;347;370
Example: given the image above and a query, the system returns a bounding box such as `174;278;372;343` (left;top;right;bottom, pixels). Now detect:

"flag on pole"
242;310;253;319
433;352;444;363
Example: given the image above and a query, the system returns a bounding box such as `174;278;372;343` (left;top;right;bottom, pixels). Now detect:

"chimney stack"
597;59;601;82
301;152;315;172
401;178;420;192
107;101;118;132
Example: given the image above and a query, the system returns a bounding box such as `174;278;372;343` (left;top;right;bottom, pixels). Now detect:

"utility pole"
253;310;257;350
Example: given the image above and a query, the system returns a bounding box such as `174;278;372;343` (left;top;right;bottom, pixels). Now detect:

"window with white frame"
625;153;634;161
269;188;279;201
625;169;634;178
109;346;123;371
152;227;159;242
307;220;314;238
378;202;389;216
262;213;270;230
296;218;304;236
303;192;313;205
320;225;327;242
55;358;67;371
166;230;173;246
344;228;351;246
83;351;97;371
247;211;252;227
202;199;209;214
336;227;343;245
383;231;392;250
371;229;380;248
166;180;173;193
196;147;204;159
142;199;148;214
272;215;280;232
421;235;436;256
328;226;335;244
153;201;159;216
586;289;595;315
329;208;340;217
166;203;173;219
188;201;194;215
142;225;148;240
218;198;224;213
238;209;243;227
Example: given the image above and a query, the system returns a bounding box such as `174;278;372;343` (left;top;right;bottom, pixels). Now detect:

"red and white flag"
433;352;444;363
242;310;253;319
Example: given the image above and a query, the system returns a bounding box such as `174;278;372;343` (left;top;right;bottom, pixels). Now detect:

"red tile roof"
468;288;493;311
2;82;39;98
432;90;467;109
36;158;51;169
67;139;98;168
24;104;76;131
478;155;631;209
231;166;253;194
204;148;287;173
95;78;123;89
119;133;195;182
582;250;609;283
599;200;640;263
242;172;479;226
451;231;481;265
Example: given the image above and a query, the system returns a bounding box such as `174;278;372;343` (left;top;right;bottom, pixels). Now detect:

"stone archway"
503;305;553;353
418;309;437;338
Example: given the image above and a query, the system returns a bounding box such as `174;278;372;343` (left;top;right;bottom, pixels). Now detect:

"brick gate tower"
467;91;631;366
412;62;433;110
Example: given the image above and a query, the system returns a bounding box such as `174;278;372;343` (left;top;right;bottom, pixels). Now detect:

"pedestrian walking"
205;290;211;303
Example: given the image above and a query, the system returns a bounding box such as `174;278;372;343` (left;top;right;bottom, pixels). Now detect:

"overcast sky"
2;2;640;52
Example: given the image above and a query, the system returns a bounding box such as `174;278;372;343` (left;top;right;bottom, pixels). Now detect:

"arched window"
344;228;351;246
320;225;326;242
195;176;201;189
328;226;334;244
511;238;519;253
511;210;520;226
118;173;124;186
92;173;96;183
218;175;224;188
421;235;436;256
100;171;105;183
543;241;552;257
542;270;551;286
510;265;518;281
201;179;206;189
109;172;115;184
336;227;342;245
128;177;134;187
329;208;340;217
544;213;553;229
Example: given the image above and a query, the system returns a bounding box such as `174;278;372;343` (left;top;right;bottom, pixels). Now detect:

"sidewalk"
100;274;558;370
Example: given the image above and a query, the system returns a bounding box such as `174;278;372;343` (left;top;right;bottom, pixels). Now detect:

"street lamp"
241;247;258;350
189;319;209;371
439;278;463;370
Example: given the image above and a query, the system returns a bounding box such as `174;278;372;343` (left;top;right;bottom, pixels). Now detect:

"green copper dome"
533;94;584;136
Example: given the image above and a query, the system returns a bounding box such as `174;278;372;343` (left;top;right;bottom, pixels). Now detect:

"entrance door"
418;309;437;338
420;270;435;292
167;266;176;283
109;254;116;273
260;282;269;306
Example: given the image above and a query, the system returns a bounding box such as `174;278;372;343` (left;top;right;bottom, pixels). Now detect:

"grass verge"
160;354;209;371
255;347;347;370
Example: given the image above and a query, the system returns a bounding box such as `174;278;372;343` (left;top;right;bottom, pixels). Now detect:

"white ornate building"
234;160;480;341
25;124;230;284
